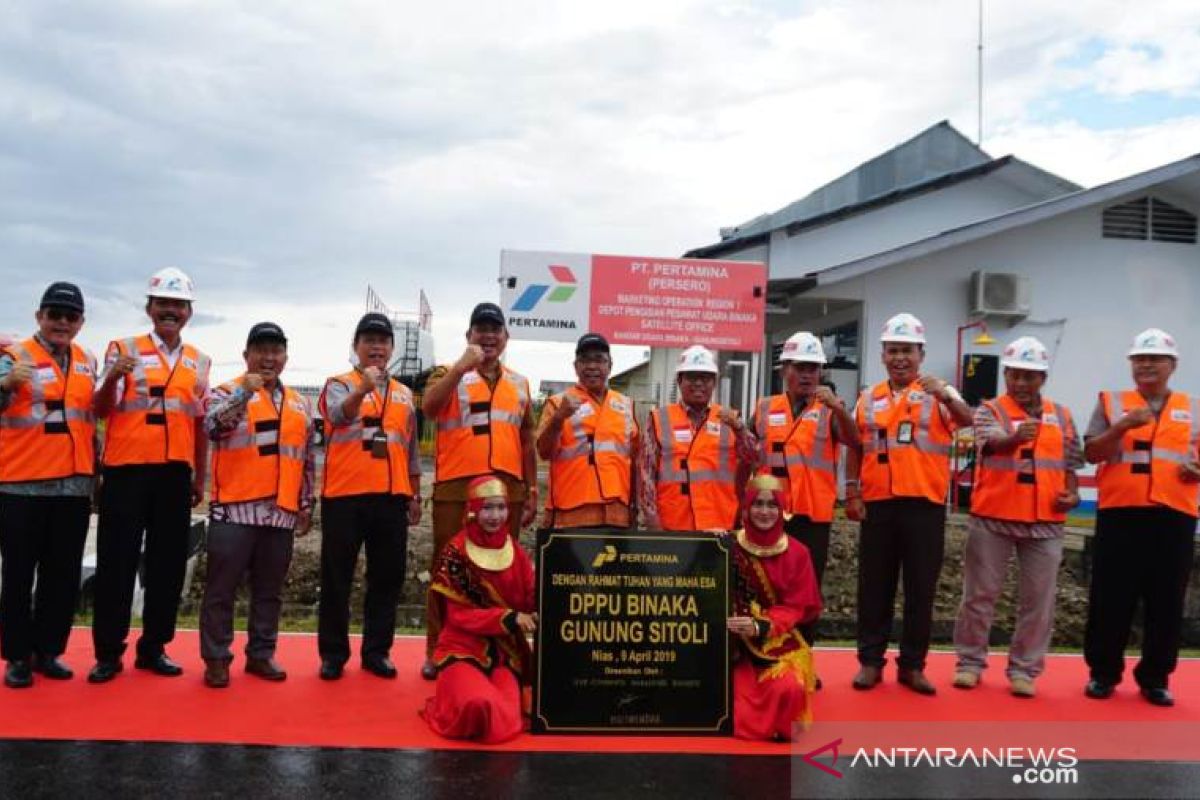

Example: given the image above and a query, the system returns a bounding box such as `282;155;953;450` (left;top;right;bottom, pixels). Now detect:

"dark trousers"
784;515;830;647
856;498;946;670
200;521;295;662
318;494;409;664
91;463;192;662
1084;506;1196;690
0;494;90;662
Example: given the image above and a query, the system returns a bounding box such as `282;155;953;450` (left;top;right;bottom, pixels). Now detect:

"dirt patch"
186;490;1097;646
818;515;1091;647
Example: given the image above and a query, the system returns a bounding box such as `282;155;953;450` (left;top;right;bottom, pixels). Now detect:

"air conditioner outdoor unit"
970;271;1031;317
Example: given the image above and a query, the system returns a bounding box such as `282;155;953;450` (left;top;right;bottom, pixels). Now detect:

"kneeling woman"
423;475;537;743
727;474;821;741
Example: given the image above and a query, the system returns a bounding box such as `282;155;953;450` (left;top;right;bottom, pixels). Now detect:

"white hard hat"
1000;336;1050;372
675;345;719;375
1128;328;1179;359
779;332;826;365
880;312;926;344
147;267;195;301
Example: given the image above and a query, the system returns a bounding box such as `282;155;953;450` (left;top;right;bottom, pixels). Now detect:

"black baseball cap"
247;321;287;347
355;312;394;340
40;282;85;313
469;302;505;327
576;332;610;356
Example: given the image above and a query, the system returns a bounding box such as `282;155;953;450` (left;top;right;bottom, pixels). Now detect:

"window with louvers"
1103;196;1197;244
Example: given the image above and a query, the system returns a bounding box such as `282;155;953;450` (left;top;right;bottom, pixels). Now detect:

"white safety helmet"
675;345;719;375
880;312;926;344
147;267;195;302
779;332;827;365
1000;336;1050;372
1128;328;1179;359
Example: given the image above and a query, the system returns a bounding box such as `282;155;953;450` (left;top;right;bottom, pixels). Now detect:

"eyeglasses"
576;354;611;365
44;308;81;323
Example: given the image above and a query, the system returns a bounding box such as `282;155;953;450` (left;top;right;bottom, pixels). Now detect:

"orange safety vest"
102;334;209;469
971;395;1072;523
1096;390;1200;518
0;338;96;483
320;370;417;498
210;379;311;512
546;386;635;514
434;366;530;483
651;403;739;531
856;380;955;505
754;394;839;523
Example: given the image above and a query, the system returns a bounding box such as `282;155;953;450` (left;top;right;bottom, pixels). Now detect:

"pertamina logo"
509;265;580;331
591;545;617;569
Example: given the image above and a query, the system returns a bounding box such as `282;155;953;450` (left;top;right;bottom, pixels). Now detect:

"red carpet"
0;629;1196;757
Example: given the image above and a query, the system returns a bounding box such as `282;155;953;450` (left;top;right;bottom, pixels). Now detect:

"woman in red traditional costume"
422;475;537;743
727;474;821;741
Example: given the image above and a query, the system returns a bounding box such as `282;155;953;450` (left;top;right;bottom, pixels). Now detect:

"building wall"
806;195;1200;424
768;170;1055;279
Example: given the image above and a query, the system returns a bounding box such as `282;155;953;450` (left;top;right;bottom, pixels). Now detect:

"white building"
684;120;1199;436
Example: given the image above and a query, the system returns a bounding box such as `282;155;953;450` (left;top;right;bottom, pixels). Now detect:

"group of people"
1;270;1196;746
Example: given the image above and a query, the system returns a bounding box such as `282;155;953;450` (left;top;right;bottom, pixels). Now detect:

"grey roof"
811;152;1200;287
687;121;1078;258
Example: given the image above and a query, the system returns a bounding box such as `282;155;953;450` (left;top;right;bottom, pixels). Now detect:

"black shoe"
134;654;184;677
33;656;73;680
1084;679;1115;699
852;665;882;690
87;660;124;684
1141;687;1175;707
420;659;438;681
814;676;823;691
4;660;33;689
203;660;231;689
363;656;397;679
319;660;344;681
245;657;287;682
897;668;937;696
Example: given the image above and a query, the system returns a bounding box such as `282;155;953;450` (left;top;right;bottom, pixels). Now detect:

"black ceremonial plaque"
532;528;731;735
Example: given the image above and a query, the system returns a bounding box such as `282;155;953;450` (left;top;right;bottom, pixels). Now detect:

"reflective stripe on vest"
857;380;954;504
321;372;416;498
1096;390;1200;517
435;366;529;482
653;404;738;531
755;394;838;522
971;395;1071;523
547;387;635;514
0;339;96;482
102;335;209;469
211;381;310;512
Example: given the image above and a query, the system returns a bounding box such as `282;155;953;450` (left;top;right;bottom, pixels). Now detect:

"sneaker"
952;670;980;689
1009;676;1036;698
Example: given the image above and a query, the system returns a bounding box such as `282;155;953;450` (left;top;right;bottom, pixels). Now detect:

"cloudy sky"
3;0;1199;388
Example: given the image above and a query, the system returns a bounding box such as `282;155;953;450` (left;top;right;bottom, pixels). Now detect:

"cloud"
0;0;1197;388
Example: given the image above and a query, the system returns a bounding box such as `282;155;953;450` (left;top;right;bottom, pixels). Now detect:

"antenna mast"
977;0;984;146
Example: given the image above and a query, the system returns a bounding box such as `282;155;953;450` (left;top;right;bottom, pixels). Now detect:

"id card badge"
370;430;389;459
896;421;914;445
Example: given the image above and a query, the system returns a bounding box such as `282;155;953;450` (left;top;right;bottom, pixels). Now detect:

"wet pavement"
1;740;1197;799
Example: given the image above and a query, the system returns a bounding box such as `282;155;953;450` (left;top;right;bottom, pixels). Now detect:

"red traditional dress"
730;476;821;741
423;476;535;744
